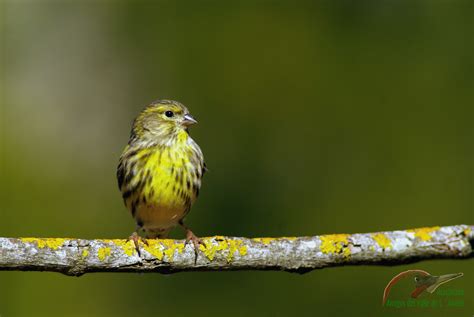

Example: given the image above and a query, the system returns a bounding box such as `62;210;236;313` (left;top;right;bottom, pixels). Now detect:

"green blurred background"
0;1;472;316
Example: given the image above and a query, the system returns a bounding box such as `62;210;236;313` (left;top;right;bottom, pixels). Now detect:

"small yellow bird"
117;100;206;254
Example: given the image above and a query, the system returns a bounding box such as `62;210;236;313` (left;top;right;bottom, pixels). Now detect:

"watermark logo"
382;270;464;307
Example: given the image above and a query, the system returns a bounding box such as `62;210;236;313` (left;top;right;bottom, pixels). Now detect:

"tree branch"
0;225;472;276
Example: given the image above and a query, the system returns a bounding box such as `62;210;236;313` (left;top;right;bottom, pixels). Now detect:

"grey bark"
0;225;472;276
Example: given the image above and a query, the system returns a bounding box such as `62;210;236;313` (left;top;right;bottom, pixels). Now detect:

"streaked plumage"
117;100;205;240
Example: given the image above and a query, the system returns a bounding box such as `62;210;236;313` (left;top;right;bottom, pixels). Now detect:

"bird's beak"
426;273;464;293
183;114;198;126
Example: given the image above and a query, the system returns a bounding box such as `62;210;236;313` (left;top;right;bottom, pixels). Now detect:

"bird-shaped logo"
382;270;463;306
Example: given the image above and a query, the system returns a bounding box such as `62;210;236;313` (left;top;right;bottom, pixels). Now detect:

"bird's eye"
165;111;174;118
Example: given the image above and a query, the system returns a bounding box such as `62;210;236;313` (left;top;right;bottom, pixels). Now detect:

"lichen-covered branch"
0;225;472;276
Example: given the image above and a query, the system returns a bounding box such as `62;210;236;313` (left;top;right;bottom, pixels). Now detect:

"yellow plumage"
117;100;205;240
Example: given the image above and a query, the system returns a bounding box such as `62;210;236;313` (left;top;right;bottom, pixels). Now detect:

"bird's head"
383;270;463;306
415;272;463;294
130;100;197;145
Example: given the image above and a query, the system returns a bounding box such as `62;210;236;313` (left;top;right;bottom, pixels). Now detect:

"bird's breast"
146;145;200;202
126;141;202;229
119;130;204;230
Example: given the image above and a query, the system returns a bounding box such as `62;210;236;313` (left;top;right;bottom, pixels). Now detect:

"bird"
117;99;206;256
382;270;463;305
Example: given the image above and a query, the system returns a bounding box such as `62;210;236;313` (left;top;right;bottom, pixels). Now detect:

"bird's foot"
127;231;148;256
184;229;205;263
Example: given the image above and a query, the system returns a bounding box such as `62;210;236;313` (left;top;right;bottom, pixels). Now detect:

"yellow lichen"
463;227;471;237
199;238;247;262
372;233;392;249
21;238;66;250
200;239;228;261
97;247;111;261
409;227;440;241
320;234;350;257
252;237;297;245
342;246;351;257
226;239;247;261
82;249;89;258
142;240;164;260
111;239;137;256
253;238;274;245
161;239;185;261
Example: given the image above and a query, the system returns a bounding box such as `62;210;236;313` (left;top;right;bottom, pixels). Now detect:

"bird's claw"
127;232;148;256
184;230;205;264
